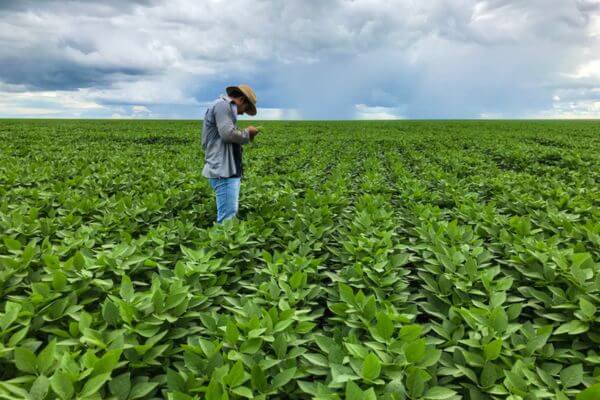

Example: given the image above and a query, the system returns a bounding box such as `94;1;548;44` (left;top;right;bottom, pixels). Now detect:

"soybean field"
0;119;599;400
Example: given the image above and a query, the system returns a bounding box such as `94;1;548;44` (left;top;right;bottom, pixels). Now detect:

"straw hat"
226;84;257;116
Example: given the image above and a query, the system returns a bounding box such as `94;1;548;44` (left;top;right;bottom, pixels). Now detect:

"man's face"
232;97;248;115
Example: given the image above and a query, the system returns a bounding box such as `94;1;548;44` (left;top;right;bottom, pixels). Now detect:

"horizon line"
1;117;600;122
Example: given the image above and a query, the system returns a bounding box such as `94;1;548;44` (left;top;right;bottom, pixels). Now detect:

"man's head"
226;84;257;116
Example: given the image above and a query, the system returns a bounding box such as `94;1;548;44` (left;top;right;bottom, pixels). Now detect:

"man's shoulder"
215;95;232;105
212;96;232;109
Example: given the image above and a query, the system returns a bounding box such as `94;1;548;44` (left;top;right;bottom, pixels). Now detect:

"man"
201;84;260;223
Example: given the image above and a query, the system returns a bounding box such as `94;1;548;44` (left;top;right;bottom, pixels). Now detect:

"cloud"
567;59;600;80
0;0;599;119
0;89;105;117
354;104;405;120
535;101;600;119
241;108;302;121
132;105;150;114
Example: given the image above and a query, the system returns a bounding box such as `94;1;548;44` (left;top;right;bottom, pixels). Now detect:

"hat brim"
245;103;257;116
226;86;239;97
226;86;257;116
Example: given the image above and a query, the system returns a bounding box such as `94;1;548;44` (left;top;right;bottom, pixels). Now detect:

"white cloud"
590;12;600;36
0;89;105;117
479;112;504;119
111;113;127;119
567;59;600;80
240;107;302;120
354;104;405;120
132;105;150;113
0;106;63;116
535;99;600;119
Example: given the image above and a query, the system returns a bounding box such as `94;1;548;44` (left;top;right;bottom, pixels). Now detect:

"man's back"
201;96;242;179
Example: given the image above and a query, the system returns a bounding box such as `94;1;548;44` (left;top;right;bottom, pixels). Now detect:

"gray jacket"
201;96;250;178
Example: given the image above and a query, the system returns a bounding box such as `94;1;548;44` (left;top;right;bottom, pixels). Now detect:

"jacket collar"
220;94;237;115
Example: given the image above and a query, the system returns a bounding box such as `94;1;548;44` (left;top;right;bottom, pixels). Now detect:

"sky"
1;0;600;120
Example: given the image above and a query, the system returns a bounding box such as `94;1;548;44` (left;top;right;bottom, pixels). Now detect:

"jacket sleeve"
214;100;250;144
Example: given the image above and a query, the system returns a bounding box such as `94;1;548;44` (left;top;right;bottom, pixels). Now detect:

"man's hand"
247;126;260;140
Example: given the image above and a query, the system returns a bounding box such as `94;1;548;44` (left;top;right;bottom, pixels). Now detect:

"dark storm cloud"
0;0;158;13
0;1;169;91
0;49;151;90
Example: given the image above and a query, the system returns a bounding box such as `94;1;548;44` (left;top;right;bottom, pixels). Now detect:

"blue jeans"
209;177;241;223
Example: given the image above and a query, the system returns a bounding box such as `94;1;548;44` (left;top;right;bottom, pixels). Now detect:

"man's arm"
214;100;250;144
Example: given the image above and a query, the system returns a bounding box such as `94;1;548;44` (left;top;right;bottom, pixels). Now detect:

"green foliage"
0;119;599;399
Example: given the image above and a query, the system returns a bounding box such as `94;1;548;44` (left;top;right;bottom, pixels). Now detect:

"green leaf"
14;347;37;374
297;381;318;396
364;388;377;400
205;378;223;400
272;367;296;388
579;298;596;319
577;383;600;400
420;348;442;368
38;340;57;375
8;326;29;347
274;319;294;332
331;364;357;384
226;361;245;388
363;296;377;320
29;375;50;400
526;325;553;355
483;338;502;361
3;236;21;251
339;283;354;304
424;386;458;399
120;275;134;302
240;338;262;354
361;353;381;381
315;335;337;354
169;393;195;400
399;325;422;341
0;301;21;330
213;365;230;385
50;371;74;400
0;381;29;398
289;271;304;289
129;382;159;399
406;367;430;398
251;365;268;393
52;270;67;291
92;349;122;376
109;372;131;400
505;370;528;394
225;321;239;345
560;364;583;388
345;381;363;400
571;252;594;269
489;307;508;334
231;386;254;398
102;301;120;326
296;321;316;334
197;338;217;357
555;320;589;335
166;369;185;393
405;339;426;363
375;312;394;342
79;372;111;398
480;362;498;387
302;353;329;367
